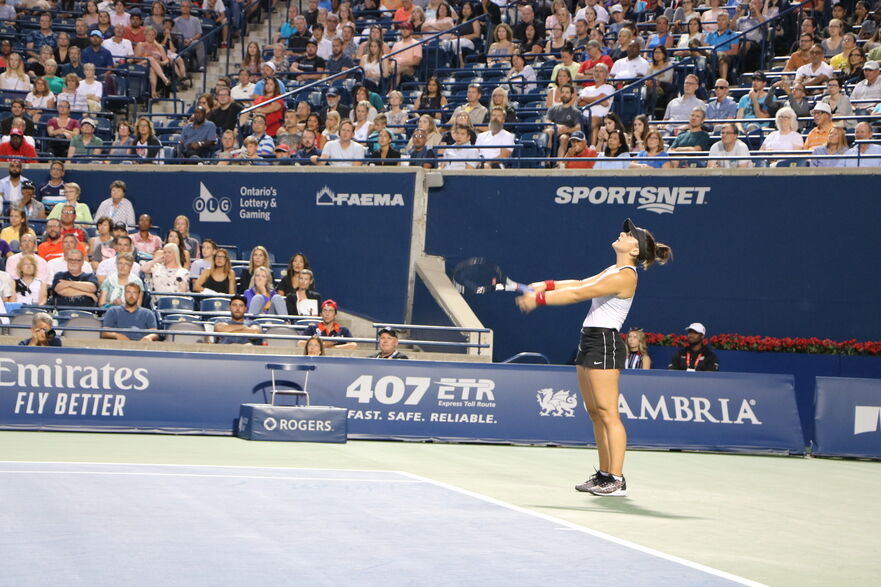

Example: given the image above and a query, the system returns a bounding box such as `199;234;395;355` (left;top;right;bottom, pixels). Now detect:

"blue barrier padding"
0;346;804;454
237;404;347;442
814;377;881;459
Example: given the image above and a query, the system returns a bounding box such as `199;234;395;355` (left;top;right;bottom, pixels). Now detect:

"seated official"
51;249;99;307
668;322;720;371
101;282;159;342
371;327;408;359
19;312;62;347
299;299;356;349
214;295;262;344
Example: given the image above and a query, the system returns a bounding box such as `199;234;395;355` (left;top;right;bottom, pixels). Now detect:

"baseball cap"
230;294;247;305
610;4;623;13
306;38;318;46
89;29;103;37
326;87;340;97
810;101;832;114
321;299;338;311
21;179;35;190
112;221;127;231
686;322;707;336
623;218;649;260
130;7;142;17
378;326;398;338
751;71;767;82
80;117;97;128
262;61;277;72
863;60;880;71
9;127;23;136
275;143;291;153
570;130;586;142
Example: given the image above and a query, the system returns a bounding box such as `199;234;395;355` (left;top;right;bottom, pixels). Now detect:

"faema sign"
554;185;711;214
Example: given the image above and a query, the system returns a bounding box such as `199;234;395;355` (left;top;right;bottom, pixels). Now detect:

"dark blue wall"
425;173;877;363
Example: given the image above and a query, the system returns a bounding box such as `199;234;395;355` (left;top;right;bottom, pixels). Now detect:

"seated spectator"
163;230;191;269
0;160;28;207
785;33;814;72
439;124;476;170
594;128;631;169
300;299;356;348
561;130;598;169
67;118;103;160
243;266;287;315
214;295;262;344
238;136;267;164
610;41;649;82
810;125;850;167
0;128;37;163
143;243;189;293
132;117;162;161
795;45;834;89
42;59;64;94
369;128;401;166
318;120;366;166
60;46;85;78
189;238;216;281
25;78;55;124
735;72;770;133
321;111;341;145
708;123;752;168
0;99;37;137
208;86;244;133
295;129;322;164
136;26;172;99
303;335;325;356
49;183;93;224
107;120;135;160
830;33;858;71
179;106;217;158
578;63;614;140
668;107;712;167
285;268;321;316
96;233;140;285
408;115;442;150
130;214;163;258
504;51;537;95
452;84;489;130
385;90;410;128
631;130;671;168
18;312;61;347
47;234;93;281
372;326;409;359
850;60;881;114
172;215;199;261
88;216;115;269
11;253;48;305
663;74;706;134
406;128;437;169
27;14;60;61
215;129;241;164
576;40;613;87
844;121;881;167
37;220;67;262
706;78;737;129
351;101;374;143
230;68;256;101
286;15;311;55
1;206;35;244
291;39;327;82
101;282;158;341
668;322;719;371
704;12;739;82
102;24;134;65
193;246;235;294
475;107;515;169
803;102;835;151
764;79;811;129
124;7;147;44
545;83;581;159
245;114;276;158
236;245;273;295
0;53;32;92
174;0;205;68
276;253;309;297
51;248;99;307
822;78;854;128
46;101;81;158
17;181;45;221
760;107;804;156
251;77;285;136
98;252;143;306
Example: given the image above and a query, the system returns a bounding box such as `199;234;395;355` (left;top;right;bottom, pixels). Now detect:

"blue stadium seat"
200;298;230;313
155;296;196;312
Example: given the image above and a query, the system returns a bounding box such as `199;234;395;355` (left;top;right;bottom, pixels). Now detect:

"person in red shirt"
0;128;37;162
393;0;414;25
562;131;598;168
576;40;614;87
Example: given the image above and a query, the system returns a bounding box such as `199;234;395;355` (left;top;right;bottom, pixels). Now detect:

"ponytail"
639;230;673;270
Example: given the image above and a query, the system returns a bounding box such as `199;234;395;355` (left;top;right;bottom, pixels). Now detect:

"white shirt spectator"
850;77;881;108
475;128;515;162
0;270;13;300
0;173;31;205
795;61;833;82
579;83;615;117
231;83;256;101
102;36;135;62
321;139;366;165
709;138;752;167
110;12;131;27
844;144;881;167
6;252;50;282
610;56;649;80
441;145;474;169
97;257;141;279
94;197;136;226
77;79;104;102
761;130;804;152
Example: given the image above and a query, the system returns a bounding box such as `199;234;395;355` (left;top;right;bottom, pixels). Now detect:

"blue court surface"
0;462;758;586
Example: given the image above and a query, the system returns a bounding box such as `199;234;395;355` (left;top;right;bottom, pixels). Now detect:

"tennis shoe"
575;470;608;492
587;476;627;497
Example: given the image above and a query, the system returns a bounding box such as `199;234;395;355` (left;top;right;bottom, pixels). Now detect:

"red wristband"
544;280;556;291
536;291;547;306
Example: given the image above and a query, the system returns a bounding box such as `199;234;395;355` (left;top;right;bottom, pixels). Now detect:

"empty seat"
200;297;230;313
166;321;206;343
62;316;103;340
155;295;196;312
265;325;300;347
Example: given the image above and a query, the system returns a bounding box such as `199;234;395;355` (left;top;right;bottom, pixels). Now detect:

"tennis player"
516;219;671;496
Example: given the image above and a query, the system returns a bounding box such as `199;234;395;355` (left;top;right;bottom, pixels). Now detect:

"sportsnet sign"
555;185;710;214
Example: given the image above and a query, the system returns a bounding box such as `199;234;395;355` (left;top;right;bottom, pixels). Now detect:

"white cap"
610;3;624;12
686;322;706;336
811;101;832;114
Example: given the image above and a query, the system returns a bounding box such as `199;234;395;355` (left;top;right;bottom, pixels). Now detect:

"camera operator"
18;312;62;347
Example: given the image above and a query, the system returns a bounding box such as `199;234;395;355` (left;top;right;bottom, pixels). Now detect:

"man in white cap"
803;101;834;151
850;60;881;114
668;322;719;371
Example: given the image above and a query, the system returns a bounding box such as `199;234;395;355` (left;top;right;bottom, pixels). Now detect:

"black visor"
623;218;649;259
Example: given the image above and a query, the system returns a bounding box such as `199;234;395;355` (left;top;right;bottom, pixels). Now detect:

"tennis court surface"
1;432;878;586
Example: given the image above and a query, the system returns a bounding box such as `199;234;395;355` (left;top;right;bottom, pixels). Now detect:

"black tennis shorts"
575;327;626;370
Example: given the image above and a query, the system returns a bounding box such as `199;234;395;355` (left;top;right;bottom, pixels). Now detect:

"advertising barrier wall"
55;168;419;323
425;172;881;363
814;377;881;459
0;347;804;454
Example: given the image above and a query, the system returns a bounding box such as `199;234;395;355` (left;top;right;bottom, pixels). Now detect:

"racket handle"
515;283;533;294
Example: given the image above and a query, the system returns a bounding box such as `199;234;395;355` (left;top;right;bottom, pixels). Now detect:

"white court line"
397;470;768;587
0;461;765;585
0;470;422;483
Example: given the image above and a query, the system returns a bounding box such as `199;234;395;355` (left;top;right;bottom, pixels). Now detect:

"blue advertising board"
0;346;804;454
52;168;419;323
814;377;881;459
425;173;881;363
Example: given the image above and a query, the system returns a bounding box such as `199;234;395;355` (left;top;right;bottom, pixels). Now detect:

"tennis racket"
451;258;532;295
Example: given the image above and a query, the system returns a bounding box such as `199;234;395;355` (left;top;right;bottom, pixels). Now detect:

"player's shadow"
530;501;706;520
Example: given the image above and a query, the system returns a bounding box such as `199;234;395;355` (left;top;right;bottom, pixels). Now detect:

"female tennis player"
516;219;672;496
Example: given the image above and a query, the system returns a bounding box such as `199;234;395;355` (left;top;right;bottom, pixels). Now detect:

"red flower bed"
641;332;881;356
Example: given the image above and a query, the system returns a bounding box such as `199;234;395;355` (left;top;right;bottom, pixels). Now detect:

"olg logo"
193;182;232;222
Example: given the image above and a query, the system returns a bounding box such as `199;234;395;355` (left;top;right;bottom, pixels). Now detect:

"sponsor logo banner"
0;347;804;454
815;377;881;458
